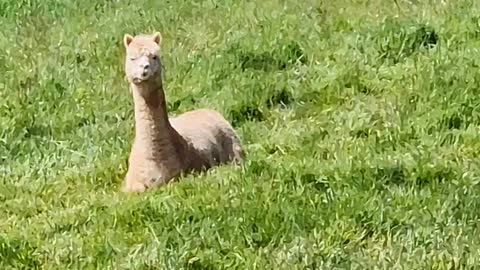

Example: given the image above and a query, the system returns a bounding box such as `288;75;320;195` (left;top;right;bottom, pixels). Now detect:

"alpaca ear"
152;32;162;45
123;34;134;48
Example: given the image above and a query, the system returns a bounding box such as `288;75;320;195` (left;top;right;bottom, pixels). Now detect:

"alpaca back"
169;108;244;168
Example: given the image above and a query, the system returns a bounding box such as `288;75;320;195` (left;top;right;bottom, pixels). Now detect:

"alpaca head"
123;32;163;85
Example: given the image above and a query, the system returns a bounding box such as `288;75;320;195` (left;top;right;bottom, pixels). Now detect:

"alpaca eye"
152;55;158;60
130;57;136;61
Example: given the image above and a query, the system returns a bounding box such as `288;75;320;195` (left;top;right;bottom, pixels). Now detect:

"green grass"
2;0;480;268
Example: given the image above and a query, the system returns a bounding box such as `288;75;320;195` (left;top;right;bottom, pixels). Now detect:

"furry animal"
121;32;244;192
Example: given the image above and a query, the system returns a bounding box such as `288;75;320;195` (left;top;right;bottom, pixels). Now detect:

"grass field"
2;0;480;268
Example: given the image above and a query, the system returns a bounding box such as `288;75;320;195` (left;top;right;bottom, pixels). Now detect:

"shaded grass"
2;0;480;268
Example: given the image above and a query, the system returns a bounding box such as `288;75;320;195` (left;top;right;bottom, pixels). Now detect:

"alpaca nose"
143;64;149;70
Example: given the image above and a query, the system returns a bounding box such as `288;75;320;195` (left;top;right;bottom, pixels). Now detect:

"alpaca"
121;32;244;192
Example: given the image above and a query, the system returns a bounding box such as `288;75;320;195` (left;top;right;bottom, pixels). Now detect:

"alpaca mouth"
130;70;159;84
132;77;144;84
132;73;151;84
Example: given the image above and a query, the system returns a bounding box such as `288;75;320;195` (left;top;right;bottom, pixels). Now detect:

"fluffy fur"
121;32;244;192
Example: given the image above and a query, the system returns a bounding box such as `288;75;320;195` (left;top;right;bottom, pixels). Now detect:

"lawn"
1;0;480;268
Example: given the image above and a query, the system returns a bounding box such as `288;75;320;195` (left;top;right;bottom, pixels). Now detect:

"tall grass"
1;0;480;268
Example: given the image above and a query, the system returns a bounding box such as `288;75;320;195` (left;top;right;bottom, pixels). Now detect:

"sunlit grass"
1;0;480;268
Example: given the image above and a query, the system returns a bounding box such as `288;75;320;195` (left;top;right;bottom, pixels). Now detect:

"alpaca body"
171;108;244;167
121;32;244;192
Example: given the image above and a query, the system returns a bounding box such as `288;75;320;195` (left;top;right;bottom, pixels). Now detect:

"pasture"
1;0;480;268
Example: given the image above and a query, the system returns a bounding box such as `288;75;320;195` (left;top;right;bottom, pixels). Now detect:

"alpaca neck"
130;78;175;158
